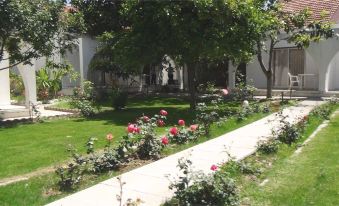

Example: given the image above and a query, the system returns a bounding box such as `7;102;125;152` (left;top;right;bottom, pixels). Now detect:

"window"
273;48;305;88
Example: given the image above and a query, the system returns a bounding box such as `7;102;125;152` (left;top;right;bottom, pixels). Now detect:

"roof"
282;0;339;23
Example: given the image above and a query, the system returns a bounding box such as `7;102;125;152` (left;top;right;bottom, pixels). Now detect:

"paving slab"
46;100;323;206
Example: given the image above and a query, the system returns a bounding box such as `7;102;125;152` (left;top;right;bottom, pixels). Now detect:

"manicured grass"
0;97;278;206
227;103;339;206
0;96;191;179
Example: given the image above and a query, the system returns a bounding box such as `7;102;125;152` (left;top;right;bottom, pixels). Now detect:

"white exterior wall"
79;36;98;86
246;34;339;92
0;52;10;106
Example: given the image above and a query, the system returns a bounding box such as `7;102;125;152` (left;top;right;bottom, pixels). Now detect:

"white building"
228;0;339;96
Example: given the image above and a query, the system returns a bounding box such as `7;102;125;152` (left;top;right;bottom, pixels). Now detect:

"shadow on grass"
81;106;195;126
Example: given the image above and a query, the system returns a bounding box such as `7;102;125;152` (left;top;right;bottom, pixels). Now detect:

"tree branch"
256;40;269;76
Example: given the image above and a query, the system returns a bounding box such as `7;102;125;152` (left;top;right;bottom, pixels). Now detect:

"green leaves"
0;0;83;70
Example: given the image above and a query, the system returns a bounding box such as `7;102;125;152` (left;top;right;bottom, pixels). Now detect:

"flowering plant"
167;120;200;144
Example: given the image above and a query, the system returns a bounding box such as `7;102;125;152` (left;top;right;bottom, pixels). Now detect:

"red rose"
178;119;185;126
160;109;168;116
134;127;141;133
127;124;136;133
169;127;178;136
157;119;165;127
161;136;169;145
106;133;113;141
221;89;229;96
190;124;199;132
210;164;218;171
143;116;150;122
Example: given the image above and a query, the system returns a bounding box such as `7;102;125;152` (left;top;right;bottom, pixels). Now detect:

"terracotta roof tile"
282;0;339;23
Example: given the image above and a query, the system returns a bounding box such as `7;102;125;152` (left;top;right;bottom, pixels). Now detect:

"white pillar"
18;63;37;107
179;67;184;90
79;37;85;88
0;69;10;106
0;52;11;106
228;62;237;90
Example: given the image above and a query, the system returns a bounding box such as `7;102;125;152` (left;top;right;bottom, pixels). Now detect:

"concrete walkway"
46;100;323;206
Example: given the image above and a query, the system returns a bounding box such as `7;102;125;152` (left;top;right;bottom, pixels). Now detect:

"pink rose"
160;109;168;116
106;133;113;141
221;89;229;96
178;119;185;126
127;124;136;133
143;116;150;122
161;136;169;145
190;124;199;132
157;119;165;127
169;127;178;136
210;164;218;171
134;127;141;133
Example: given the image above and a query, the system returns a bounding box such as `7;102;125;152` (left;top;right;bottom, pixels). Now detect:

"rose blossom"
221;89;229;96
143;116;150;122
127;124;138;133
106;133;113;141
178;119;185;126
169;127;178;136
160;109;168;116
190;124;199;132
134;127;141;133
161;136;169;145
157;119;165;127
210;164;218;171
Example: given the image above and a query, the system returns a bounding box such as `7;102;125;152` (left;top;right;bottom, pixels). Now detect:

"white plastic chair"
288;72;300;90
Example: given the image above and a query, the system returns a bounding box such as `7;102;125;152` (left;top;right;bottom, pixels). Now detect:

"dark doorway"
236;63;247;86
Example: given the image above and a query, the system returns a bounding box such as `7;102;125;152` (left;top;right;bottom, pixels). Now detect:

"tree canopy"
0;0;84;70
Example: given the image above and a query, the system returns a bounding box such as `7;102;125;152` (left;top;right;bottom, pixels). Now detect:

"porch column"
179;67;184;90
0;53;10;106
228;62;237;90
18;63;37;107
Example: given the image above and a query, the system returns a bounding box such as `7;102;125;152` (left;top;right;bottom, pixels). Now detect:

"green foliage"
168;157;239;206
257;138;280;154
0;0;83;70
111;88;128;110
273;114;303;146
70;81;96;117
55;163;83;191
168;126;200;145
36;61;78;101
310;105;332;120
9;72;24;100
232;74;257;101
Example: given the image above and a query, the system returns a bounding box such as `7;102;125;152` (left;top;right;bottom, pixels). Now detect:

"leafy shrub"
167;122;200;144
168;157;239;206
273;114;301;146
257;138;280;154
111;88;128;110
232;73;257;101
196;102;220;136
136;133;163;159
70;81;97;117
71;100;95;117
310;105;331;120
55;163;83;191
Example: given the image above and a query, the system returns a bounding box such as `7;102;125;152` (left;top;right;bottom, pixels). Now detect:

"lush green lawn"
0;97;192;179
0;96;276;206
233;104;339;206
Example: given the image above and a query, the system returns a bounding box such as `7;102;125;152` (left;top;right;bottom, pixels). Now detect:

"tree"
70;0;125;36
252;0;334;98
0;0;83;71
92;0;259;109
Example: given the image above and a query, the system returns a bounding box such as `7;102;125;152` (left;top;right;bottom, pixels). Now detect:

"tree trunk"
187;63;196;110
266;71;273;98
